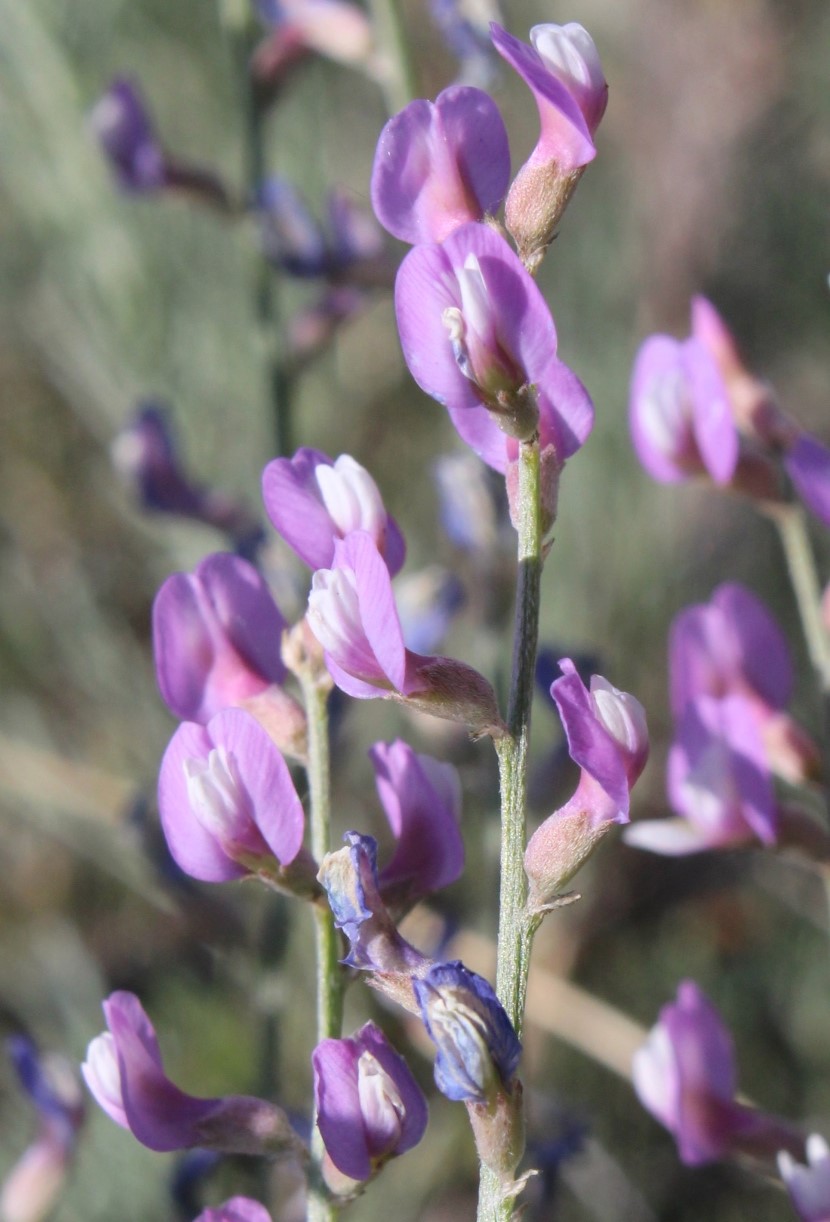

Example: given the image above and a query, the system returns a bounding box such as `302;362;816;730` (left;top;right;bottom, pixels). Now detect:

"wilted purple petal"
262;449;405;575
371;86;509;245
158;707;304;882
414;961;521;1103
313;1022;427;1181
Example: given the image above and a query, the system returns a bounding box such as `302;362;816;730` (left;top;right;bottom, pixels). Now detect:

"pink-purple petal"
712;583;793;709
262;449;344;570
685;337;738;485
356;1023;428;1155
551;659;630;817
158;721;246;882
153;574;215;720
198;554;287;685
371;87;509;245
313;1039;371;1181
340;533;408;692
490;23;596;172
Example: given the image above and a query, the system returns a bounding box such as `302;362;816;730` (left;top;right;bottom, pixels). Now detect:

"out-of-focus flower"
629;333;738;486
82;993;301;1156
312;1022;428;1182
429;0;503;87
370;738;463;906
255;0;375;67
157;707;305;883
491;22;608;268
434;452;512;556
633;981;804;1168
779;1135;830;1222
371;87;510;246
691;296;830;526
194;1200;273;1222
90;79;166;192
262;450;405;575
286;287;367;361
90;80;231;209
413;961;521;1104
525;660;648;905
307;531;503;736
625;694;777;855
668;583;818;784
395;221;593;466
112;405;264;558
394;566;465;655
1;1038;84;1222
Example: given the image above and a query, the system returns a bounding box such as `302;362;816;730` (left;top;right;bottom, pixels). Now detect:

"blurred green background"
1;0;830;1218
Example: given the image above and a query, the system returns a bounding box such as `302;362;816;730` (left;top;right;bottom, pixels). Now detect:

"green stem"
224;5;293;455
366;0;418;112
477;439;543;1222
769;503;830;805
300;674;344;1222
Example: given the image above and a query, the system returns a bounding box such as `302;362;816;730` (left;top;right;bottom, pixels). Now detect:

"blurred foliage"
1;0;830;1219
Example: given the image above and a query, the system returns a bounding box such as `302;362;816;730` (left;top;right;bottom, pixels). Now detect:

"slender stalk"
299;672;344;1222
366;0;418;113
224;4;293;455
768;503;830;806
477;439;543;1222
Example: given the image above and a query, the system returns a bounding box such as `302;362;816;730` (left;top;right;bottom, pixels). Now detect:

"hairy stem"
477;439;542;1222
300;674;344;1222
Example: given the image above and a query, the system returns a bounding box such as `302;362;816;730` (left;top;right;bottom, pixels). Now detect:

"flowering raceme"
312;1022;428;1182
158;707;305;882
82;993;299;1156
90;79;166;193
395;221;593;467
262;449;405;574
371;86;510;245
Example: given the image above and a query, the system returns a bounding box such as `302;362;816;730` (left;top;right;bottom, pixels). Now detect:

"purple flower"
491;23;607;173
395;222;593;466
1;1039;84;1222
153;553;292;726
629;334;739;486
779;1136;830;1222
632;981;749;1165
370;739;464;905
157;707;304;882
413;962;521;1104
194;1200;273;1222
90;79;166;192
371;87;510;245
312;1022;428;1181
491;22;608;268
82;993;299;1156
429;0;501;87
262;450;405;575
668;583;817;784
625;694;777;855
524;660;648;903
257;178;327;277
307;531;503;736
